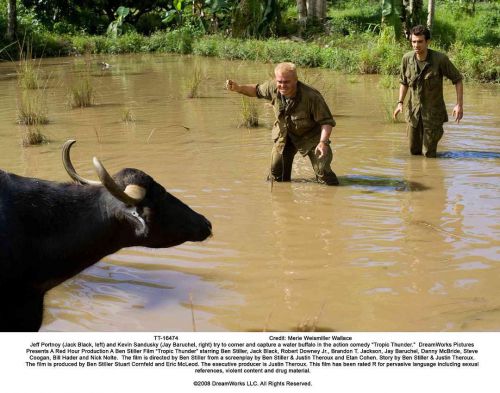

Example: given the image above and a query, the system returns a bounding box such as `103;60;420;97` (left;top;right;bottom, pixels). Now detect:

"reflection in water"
338;175;430;192
0;55;498;332
438;151;500;159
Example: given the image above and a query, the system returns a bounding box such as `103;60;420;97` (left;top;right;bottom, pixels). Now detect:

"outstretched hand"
225;79;239;92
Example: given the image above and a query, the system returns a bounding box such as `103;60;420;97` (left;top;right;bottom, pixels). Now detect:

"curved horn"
92;157;145;206
62;140;101;185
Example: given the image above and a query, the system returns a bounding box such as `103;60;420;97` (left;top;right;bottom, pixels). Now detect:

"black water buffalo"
0;140;212;331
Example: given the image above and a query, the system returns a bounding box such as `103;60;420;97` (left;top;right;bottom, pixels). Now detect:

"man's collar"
412;48;433;64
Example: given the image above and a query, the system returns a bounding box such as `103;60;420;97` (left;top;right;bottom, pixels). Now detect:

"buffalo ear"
124;185;146;201
93;158;145;206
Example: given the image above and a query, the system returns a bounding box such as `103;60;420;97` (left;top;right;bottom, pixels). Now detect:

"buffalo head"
62;140;212;248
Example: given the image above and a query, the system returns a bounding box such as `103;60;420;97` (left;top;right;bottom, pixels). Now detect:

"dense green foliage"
432;2;500;48
1;0;498;82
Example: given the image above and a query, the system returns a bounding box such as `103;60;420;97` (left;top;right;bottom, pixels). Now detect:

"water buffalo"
0;140;212;331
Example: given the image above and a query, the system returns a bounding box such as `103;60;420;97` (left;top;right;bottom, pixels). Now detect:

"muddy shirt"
399;49;462;128
256;80;335;155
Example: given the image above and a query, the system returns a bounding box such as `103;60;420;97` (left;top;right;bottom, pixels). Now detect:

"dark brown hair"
410;25;431;40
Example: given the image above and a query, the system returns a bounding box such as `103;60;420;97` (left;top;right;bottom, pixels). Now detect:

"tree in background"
6;0;17;41
297;0;327;25
381;0;423;39
402;0;423;37
107;6;131;38
20;0;167;34
427;0;435;32
232;0;282;37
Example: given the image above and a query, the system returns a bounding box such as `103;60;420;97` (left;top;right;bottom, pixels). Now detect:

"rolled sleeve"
312;96;335;127
256;80;275;100
442;56;463;84
399;58;409;86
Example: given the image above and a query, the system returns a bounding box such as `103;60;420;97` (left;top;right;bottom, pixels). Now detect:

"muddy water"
0;54;498;332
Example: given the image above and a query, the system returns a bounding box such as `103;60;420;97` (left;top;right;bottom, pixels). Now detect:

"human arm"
452;80;464;123
315;124;333;158
225;80;257;97
393;84;408;120
441;54;463;123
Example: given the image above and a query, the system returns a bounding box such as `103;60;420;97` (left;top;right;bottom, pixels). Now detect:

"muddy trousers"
270;139;339;185
409;117;444;158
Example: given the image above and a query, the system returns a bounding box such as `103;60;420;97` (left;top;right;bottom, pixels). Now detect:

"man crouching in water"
226;62;339;186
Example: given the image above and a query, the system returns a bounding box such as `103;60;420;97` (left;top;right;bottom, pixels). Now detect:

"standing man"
226;62;339;185
393;25;464;157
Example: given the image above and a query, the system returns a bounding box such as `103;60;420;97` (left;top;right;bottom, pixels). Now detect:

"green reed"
240;96;259;128
68;76;95;108
122;108;136;123
187;66;205;98
17;90;49;126
21;126;47;146
17;41;42;90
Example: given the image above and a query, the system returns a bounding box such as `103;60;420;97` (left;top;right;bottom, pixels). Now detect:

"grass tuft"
17;91;49;125
18;60;41;90
17;41;42;90
186;66;205;99
122;108;136;123
239;96;259;128
21;126;47;146
68;77;95;108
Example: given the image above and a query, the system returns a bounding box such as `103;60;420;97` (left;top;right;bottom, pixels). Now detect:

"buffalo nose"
203;217;213;237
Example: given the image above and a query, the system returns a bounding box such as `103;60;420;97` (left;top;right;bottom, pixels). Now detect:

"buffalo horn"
62;140;101;185
92;157;146;206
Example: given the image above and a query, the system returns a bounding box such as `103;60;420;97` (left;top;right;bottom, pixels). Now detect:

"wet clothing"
270;137;339;185
408;118;443;158
399;49;462;156
256;80;338;185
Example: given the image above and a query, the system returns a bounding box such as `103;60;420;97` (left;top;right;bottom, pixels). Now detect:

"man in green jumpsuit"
226;62;339;185
393;25;464;158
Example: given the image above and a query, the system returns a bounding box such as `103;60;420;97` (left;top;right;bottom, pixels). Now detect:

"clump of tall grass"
17;42;42;90
17;91;49;126
68;76;95;108
381;92;404;124
18;59;41;90
66;58;96;108
186;66;205;98
21;126;47;146
122;108;136;123
239;96;259;128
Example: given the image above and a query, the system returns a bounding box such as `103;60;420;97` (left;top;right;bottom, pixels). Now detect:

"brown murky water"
0;54;498;332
